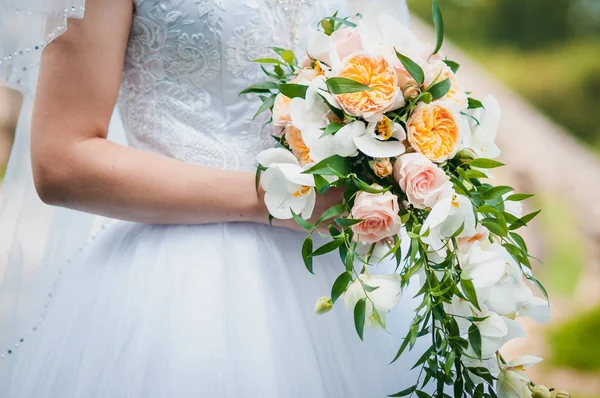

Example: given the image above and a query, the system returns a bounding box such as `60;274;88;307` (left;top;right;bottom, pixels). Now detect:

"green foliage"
548;305;600;371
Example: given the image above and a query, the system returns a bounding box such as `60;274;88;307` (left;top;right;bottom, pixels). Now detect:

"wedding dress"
1;1;426;396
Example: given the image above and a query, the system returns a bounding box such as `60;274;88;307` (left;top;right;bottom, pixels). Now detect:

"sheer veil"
0;0;409;373
0;0;128;371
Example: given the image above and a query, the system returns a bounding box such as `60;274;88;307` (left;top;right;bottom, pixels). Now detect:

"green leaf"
274;64;285;77
480;185;514;201
316;203;346;225
525;274;550;301
321;18;335;35
302;236;314;274
505;193;534;202
468;98;484;109
331;272;353;304
354;298;367;340
467;158;505;169
510;232;528;252
509;210;542;230
321;121;343;137
427;78;451;101
388;385;417;397
443;59;459;73
240;81;279;95
395;52;425;86
253;95;276;120
253;57;286;65
314;174;331;194
303;155;351;177
481;217;508;237
255;164;266;193
352;176;391;194
326;77;372;95
415;391;431;398
291;209;316;231
390;333;411;364
465;169;489;180
312;239;344;257
335;218;364;228
432;0;444;54
278;83;308;99
460;277;481;311
322;16;357;28
271;48;297;65
468;324;482;359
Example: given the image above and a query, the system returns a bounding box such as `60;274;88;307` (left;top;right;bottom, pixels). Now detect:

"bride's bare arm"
31;0;339;226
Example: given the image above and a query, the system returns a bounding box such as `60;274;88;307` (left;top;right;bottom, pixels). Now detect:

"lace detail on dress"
118;0;347;171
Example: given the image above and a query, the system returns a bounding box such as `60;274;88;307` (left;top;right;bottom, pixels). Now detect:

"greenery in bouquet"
242;2;566;397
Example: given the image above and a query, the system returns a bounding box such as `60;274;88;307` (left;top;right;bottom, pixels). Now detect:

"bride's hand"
258;187;346;233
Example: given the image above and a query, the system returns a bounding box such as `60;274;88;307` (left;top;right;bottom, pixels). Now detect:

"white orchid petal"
301;189;317;220
506;356;543;369
257;148;299;167
354;134;406;158
264;191;292;220
275;163;315;187
333;121;364;157
307;31;334;64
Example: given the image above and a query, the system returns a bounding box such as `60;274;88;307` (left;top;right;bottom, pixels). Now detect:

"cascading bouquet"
243;2;567;398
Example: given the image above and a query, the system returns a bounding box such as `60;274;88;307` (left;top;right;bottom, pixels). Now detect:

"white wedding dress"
2;1;426;396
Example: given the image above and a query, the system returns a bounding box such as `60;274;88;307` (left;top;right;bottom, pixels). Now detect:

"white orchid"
257;148;316;220
497;356;542;398
355;236;398;265
463;95;502;159
460;243;534;316
289;96;336;162
421;192;477;262
344;273;402;328
517;296;550;324
333;118;406;158
465;313;526;360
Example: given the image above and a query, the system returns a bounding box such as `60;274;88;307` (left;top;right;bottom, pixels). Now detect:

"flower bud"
531;385;552;398
456;148;477;161
404;84;420;101
314;297;333;315
554;391;571;398
371;158;393;178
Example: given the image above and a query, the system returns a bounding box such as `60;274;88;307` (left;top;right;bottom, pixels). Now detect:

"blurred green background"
408;0;600;396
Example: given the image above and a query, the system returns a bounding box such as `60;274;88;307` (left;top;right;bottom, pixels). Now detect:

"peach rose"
371;158;393;178
351;190;402;245
423;60;468;109
285;125;313;165
336;53;398;120
272;93;292;127
406;102;462;163
330;27;363;61
393;153;452;209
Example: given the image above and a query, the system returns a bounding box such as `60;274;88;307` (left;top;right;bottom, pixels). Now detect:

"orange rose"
285;125;313;165
407;102;462;162
272;93;292;127
335;54;398;120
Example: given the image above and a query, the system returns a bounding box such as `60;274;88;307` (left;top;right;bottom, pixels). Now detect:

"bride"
0;0;426;396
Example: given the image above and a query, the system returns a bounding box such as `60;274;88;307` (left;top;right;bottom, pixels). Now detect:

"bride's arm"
31;0;338;227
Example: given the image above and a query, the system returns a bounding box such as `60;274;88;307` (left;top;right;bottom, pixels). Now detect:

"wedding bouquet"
243;2;565;397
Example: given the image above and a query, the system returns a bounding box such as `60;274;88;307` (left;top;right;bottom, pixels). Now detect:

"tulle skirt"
2;221;426;397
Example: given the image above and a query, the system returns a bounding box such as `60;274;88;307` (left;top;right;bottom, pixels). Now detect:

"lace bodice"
117;0;348;171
